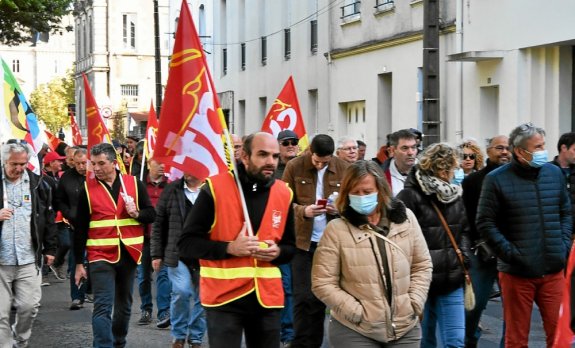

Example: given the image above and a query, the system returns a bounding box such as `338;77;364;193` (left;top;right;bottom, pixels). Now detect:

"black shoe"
156;311;171;329
137;310;152;325
70;299;83;310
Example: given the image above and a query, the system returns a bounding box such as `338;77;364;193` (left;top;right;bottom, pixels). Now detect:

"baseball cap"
277;130;299;141
43;151;66;165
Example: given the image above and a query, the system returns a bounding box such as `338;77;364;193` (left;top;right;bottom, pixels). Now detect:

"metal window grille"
375;0;394;10
121;85;139;97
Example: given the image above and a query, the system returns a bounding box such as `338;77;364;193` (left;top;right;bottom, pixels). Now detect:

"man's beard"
246;164;275;185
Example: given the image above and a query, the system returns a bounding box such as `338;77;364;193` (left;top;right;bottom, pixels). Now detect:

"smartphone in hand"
316;199;327;208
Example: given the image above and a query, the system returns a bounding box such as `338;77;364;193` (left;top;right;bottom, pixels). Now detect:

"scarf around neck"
415;169;462;203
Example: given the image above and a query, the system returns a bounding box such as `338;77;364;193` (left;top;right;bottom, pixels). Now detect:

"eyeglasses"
462;154;476;160
281;139;299;147
490;145;510;152
339;146;358;152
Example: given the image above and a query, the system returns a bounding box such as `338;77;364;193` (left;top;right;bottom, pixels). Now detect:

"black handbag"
473;238;496;263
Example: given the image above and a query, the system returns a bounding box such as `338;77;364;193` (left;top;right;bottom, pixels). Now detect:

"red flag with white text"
261;76;309;152
145;101;159;157
44;130;61;151
69;106;83;146
153;0;229;181
82;74;126;174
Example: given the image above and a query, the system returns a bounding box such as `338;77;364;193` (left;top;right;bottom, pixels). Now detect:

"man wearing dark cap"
276;130;299;180
126;135;140;156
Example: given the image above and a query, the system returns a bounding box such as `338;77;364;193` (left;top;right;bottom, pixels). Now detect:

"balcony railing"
341;1;361;19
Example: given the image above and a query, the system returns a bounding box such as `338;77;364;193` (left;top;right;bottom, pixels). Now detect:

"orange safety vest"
200;172;292;308
85;174;144;264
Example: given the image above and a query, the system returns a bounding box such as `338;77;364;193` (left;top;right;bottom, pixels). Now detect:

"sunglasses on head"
281;139;298;147
6;139;28;145
462;153;476;160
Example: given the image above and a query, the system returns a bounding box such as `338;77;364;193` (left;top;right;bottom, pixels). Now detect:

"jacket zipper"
534;180;546;276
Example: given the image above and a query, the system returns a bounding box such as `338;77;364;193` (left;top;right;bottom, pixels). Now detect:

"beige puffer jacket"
312;207;432;342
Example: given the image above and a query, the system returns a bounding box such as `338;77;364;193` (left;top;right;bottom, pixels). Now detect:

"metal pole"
153;0;163;116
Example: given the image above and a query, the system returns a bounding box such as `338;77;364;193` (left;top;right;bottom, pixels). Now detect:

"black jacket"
0;169;58;267
54;168;85;223
461;159;501;243
397;170;470;296
477;159;572;277
151;178;195;268
178;164;296;266
550;156;575;226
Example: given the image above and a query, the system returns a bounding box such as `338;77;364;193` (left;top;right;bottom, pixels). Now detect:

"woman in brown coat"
312;160;432;347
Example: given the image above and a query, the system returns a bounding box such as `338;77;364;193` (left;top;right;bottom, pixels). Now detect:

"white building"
213;0;575;158
0;14;76;98
73;0;214;138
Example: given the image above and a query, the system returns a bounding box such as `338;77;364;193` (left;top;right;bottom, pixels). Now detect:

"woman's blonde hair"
418;143;459;177
336;160;391;215
458;141;485;171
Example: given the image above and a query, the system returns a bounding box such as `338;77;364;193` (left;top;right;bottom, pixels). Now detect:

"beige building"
214;0;575;158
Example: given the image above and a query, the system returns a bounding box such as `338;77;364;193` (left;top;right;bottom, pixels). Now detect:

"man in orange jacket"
73;143;156;348
179;132;296;348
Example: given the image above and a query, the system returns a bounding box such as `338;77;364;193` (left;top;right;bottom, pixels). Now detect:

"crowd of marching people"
2;121;575;348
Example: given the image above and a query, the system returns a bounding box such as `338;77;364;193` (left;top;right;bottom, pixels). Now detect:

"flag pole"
139;139;147;181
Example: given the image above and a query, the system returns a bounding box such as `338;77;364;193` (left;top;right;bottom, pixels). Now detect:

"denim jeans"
465;253;498;346
54;223;71;268
279;263;294;343
90;254;137;348
421;287;465;348
137;238;171;317
68;231;86;302
167;261;206;343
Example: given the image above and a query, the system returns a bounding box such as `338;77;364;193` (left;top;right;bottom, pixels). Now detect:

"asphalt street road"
28;274;547;347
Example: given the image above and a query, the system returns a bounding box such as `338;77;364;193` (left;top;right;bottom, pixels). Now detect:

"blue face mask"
524;149;548;168
452;167;465;185
349;192;379;215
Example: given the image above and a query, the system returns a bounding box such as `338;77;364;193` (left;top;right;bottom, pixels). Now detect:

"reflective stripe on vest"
86;235;143;247
89;218;140;228
200;266;281;279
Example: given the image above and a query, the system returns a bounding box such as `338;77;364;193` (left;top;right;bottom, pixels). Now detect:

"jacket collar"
510;156;541;180
301;153;340;175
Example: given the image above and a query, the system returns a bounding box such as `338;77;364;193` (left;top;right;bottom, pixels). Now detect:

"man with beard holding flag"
178;132;296;348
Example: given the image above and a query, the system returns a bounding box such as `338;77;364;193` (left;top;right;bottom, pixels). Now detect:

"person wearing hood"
477;123;572;348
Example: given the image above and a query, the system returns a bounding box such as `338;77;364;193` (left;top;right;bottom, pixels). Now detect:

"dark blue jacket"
476;159;572;277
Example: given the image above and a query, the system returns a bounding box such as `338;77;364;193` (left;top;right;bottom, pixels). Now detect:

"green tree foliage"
0;0;73;46
30;70;75;133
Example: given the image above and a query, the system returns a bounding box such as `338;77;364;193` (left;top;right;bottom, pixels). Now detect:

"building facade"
214;0;575;158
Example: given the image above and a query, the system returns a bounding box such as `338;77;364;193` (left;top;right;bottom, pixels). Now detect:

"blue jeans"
167;261;206;343
137;237;171;317
465;253;498;346
279;263;294;343
68;230;86;301
54;223;71;268
421;287;465;348
90;253;137;348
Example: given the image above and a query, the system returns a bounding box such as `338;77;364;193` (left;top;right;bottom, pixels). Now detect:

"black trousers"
292;246;326;348
205;292;281;348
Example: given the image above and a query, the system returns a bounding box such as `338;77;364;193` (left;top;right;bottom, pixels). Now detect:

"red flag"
44;130;61;151
153;0;229;181
69;106;83;146
82;74;126;174
145;101;159;157
553;242;575;347
261;76;309;152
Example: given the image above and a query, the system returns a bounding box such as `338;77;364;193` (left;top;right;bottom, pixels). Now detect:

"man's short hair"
310;134;335;157
389;129;418;147
1;140;33;164
509;122;546;151
336;136;357;149
74;148;88;157
357;140;366;147
90;143;117;162
557;132;575;153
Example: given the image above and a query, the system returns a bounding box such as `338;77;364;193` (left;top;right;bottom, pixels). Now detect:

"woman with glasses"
458;141;485;176
397;143;471;348
312;160;432;347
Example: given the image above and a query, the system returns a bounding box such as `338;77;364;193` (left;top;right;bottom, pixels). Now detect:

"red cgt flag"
154;0;229;181
261;76;309;152
82;73;126;174
44;129;61;151
145;101;159;157
553;242;575;347
69;106;83;146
